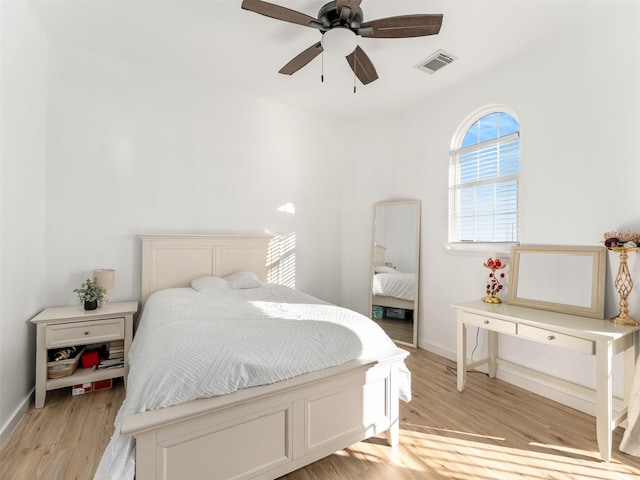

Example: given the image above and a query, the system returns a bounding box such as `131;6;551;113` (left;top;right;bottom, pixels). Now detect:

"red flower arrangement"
483;257;506;302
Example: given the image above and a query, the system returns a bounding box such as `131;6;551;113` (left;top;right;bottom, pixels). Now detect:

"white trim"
444;243;513;257
0;389;33;449
450;104;520;150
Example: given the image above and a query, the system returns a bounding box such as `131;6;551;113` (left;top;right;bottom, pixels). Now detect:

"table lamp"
93;269;115;307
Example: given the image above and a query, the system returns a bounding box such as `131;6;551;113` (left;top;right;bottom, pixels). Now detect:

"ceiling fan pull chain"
321;51;324;83
353;56;357;94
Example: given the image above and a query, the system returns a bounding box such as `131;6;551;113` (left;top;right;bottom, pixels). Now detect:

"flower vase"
482;294;502;304
610;247;639;326
482;258;506;304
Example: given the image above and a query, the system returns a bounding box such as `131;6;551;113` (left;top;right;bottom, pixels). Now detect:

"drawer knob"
484;320;490;324
547;335;555;341
84;331;90;335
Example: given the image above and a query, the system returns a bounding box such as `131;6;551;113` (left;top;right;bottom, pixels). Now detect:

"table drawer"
517;324;594;354
463;312;517;335
45;318;124;348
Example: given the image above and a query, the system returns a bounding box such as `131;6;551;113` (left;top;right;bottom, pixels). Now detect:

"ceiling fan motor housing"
318;1;363;31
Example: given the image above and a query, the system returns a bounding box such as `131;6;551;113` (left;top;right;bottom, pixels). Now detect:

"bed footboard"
122;349;408;480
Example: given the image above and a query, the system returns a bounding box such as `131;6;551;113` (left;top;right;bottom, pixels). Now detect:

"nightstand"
31;301;137;408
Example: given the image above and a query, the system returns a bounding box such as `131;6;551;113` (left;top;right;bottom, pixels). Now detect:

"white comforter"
621;361;640;456
94;284;410;480
372;271;415;301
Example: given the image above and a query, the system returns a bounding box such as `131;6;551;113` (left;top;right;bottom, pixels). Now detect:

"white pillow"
224;271;263;289
375;265;397;274
191;276;231;292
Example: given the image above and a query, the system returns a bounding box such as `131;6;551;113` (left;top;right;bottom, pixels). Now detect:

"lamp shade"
93;269;115;290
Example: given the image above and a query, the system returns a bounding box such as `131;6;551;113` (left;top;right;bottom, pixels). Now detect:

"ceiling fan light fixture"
321;27;357;57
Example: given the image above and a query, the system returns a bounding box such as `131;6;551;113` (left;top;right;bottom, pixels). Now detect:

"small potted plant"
73;278;106;310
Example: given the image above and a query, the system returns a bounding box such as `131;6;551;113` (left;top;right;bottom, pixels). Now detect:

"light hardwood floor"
2;347;640;479
372;316;413;344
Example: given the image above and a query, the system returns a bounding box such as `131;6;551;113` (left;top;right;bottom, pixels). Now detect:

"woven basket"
47;347;85;379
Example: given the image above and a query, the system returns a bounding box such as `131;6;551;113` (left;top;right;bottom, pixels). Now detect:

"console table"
453;300;640;461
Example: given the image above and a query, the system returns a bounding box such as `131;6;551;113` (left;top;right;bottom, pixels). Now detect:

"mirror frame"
370;200;421;347
507;244;606;318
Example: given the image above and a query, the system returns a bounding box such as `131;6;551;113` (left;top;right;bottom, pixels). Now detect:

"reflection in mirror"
370;200;420;347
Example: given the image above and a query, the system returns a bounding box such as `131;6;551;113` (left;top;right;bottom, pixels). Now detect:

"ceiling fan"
241;0;443;86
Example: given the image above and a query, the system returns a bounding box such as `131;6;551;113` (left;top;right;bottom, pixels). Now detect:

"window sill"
444;242;516;258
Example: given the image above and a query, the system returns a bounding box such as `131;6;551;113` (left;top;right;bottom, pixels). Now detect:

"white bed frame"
372;294;414;311
371;244;414;311
121;234;409;480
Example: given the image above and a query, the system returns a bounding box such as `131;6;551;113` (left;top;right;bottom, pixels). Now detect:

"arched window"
448;106;520;246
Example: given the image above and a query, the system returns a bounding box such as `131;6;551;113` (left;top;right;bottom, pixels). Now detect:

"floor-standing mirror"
370;200;420;347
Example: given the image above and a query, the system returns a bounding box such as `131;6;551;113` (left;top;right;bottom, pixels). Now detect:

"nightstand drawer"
518;324;595;354
463;312;517;335
45;318;124;348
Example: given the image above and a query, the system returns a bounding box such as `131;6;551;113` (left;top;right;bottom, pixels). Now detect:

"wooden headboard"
139;234;272;305
373;244;387;267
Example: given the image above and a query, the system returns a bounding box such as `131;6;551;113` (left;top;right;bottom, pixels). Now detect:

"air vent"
415;50;457;74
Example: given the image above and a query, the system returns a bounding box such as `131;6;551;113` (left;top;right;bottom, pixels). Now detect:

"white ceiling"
30;0;592;118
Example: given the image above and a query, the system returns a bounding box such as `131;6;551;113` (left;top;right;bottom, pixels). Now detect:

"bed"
95;234;410;480
371;244;416;311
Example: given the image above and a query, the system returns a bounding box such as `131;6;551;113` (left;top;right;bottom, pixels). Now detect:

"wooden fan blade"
345;46;379;85
337;0;362;20
279;42;323;75
241;0;318;28
360;14;443;38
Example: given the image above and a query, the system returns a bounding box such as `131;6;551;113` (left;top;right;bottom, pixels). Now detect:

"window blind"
449;132;520;243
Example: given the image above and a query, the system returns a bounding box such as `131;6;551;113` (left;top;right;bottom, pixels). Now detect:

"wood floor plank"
1;347;639;479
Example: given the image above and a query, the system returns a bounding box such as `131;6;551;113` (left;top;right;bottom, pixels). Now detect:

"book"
93;358;124;370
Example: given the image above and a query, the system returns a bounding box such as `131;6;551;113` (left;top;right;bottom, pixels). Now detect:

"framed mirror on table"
508;244;607;318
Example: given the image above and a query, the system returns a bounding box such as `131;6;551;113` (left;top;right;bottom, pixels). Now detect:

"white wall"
0;1;48;444
43;44;344;308
374;203;418;273
340;2;640;409
1;17;345;440
2;0;639;445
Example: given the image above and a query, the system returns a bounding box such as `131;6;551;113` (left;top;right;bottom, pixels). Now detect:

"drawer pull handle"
484;320;490;325
84;331;90;335
547;335;555;341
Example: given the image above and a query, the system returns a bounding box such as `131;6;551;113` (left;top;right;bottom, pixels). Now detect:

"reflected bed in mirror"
370;200;420;347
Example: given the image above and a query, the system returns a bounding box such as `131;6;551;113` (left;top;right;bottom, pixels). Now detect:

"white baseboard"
0;389;33;449
420;341;456;363
419;341;606;418
492;361;598;417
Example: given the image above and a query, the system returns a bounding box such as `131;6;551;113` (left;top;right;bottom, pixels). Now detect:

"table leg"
34;325;47;409
124;312;133;389
595;339;613;462
386;419;399;447
487;330;498;378
35;372;46;409
457;314;467;392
